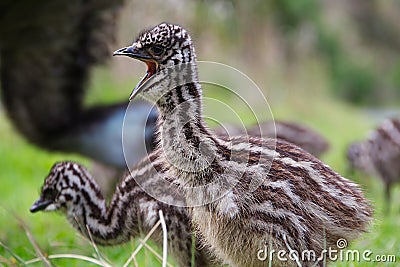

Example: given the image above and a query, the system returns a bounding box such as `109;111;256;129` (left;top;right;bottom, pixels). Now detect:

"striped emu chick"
30;161;212;267
114;23;372;266
215;121;330;158
347;117;400;205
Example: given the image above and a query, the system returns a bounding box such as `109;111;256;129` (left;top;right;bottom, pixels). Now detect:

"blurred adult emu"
0;0;157;169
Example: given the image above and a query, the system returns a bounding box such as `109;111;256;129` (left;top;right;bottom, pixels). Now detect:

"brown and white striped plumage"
215;121;330;158
30;161;213;267
115;23;373;266
347;117;400;205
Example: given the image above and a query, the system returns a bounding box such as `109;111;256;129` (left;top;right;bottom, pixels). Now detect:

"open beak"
30;198;53;213
113;44;158;100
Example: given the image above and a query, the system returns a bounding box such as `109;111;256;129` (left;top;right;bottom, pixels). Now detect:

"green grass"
0;106;166;266
0;64;399;266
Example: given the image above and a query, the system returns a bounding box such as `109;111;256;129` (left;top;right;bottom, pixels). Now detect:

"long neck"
65;167;156;245
155;62;230;189
63;163;211;267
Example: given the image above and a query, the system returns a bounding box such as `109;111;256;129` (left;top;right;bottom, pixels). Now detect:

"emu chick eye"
149;45;164;56
43;188;58;200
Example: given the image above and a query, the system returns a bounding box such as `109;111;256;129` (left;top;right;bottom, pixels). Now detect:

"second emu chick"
31;161;213;267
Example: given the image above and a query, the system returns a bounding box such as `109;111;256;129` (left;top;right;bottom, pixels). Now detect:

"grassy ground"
0;108;166;266
0;64;399;266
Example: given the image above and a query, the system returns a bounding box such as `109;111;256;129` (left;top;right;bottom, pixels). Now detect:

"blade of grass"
0;254;14;266
140;241;173;267
0;240;27;266
123;219;161;267
25;254;111;266
0;205;51;266
132;253;139;267
159;210;168;267
268;225;273;267
191;232;196;267
85;223;112;267
17;218;52;267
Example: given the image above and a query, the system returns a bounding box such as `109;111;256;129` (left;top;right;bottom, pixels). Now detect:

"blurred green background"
1;0;400;266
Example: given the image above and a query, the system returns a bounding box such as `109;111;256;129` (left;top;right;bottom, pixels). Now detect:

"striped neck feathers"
48;163;138;245
152;63;231;189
